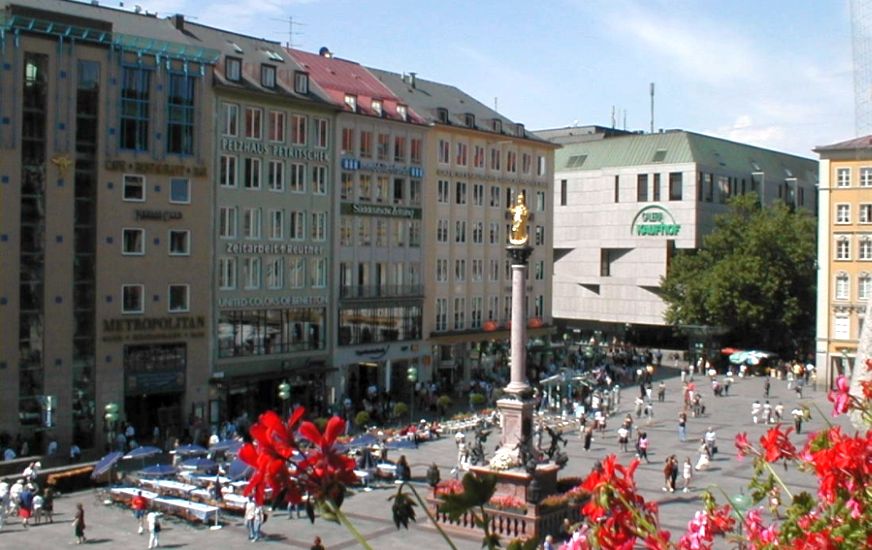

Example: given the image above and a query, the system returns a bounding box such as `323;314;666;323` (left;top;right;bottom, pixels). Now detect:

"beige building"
815;136;872;388
0;0;216;452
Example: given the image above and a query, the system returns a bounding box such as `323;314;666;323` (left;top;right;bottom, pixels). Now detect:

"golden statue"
508;192;530;245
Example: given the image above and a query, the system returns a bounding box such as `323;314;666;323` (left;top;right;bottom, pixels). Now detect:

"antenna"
623;110;627;130
611;106;616;129
271;16;304;48
649;82;655;134
494;97;499;111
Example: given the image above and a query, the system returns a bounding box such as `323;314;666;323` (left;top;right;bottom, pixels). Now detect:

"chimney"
173;13;184;31
409;72;417;89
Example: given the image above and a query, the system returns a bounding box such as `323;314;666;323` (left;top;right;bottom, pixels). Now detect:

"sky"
110;0;854;158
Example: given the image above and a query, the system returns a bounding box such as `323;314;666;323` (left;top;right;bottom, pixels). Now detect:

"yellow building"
815;136;872;388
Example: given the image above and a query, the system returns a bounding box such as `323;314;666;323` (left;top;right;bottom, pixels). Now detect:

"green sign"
341;202;422;219
631;205;681;237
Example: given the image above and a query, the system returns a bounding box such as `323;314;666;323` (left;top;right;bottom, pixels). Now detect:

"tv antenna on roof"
272;16;304;48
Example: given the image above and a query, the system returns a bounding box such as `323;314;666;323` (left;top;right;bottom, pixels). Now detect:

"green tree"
660;193;816;355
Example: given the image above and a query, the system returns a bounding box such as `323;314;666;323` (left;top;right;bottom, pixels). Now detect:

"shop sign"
135;209;183;221
341;157;424;178
217;295;327;308
631;205;681;237
342;202;421;219
102;316;206;342
435;168;544;186
220;138;328;162
224;242;324;255
104;160;207;177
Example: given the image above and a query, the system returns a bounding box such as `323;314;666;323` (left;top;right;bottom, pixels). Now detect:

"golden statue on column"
508;192;530;245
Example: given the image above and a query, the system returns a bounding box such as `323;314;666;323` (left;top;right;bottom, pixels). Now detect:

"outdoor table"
376;463;397;478
152;496;218;523
139;478;198;498
109;487;159;506
353;470;370;486
189;488;248;512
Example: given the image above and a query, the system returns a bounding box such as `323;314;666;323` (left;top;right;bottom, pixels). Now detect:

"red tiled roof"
815;134;872;152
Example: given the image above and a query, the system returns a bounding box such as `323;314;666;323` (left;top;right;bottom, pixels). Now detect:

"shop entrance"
125;393;183;445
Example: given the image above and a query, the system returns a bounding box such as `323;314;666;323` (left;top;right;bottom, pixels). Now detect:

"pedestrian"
583;426;593;452
311;535;326;550
31;491;43;525
72;502;86;545
146;511;161;549
41;485;54;523
244;496;257;541
763;401;772;424
8;479;22;517
764;378;771;398
774;402;784;422
703;427;717;457
682;457;693;492
0;481;8;531
543;534;556;550
253;502;265;542
395;455;411;482
634;397;644;418
657;381;666;402
768;487;782;519
662;456;675;492
18;483;33;528
677;412;687;442
617;425;629;453
636;432;650;464
132;490;148;534
791;406;804;434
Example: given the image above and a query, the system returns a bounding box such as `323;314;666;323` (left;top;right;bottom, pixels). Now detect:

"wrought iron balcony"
339;284;424;300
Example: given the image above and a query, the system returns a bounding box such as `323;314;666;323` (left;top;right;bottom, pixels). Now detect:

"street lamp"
730;489;752;549
277;381;291;419
407;366;418;424
104;402;119;452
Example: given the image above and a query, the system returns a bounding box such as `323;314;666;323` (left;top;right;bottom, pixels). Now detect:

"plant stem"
763;462;794;500
405;483;459;550
325;500;375;550
810;402;833;428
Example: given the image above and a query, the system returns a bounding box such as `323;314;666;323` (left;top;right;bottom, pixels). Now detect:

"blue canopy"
179;457;219;473
385;439;416;450
138;464;178;477
348;433;379;448
173;444;208;456
124;446;162;459
209;439;243;453
226;458;254;481
91;451;123;479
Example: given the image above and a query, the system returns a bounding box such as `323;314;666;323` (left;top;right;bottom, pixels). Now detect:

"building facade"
0;0;218;451
546;127;817;347
372;70;557;388
815;136;872;389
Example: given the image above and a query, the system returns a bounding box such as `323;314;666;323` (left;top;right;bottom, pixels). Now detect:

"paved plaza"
0;370;854;548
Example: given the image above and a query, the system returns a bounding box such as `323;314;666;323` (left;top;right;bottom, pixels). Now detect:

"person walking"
764;378;771;398
751;400;761;424
0;481;8;531
682;457;693;492
132;490;148;534
617;425;629;453
146;511;161;549
791;406;804;434
774;402;784;423
72;503;86;545
636;432;650;464
253;502;265;542
703;427;717;457
41;485;54;523
677;412;687;442
311;535;326;550
657;382;666;402
583;425;593;452
662;456;675;492
18;483;33;529
763;401;772;424
244;497;257;541
694;439;711;471
395;455;411;483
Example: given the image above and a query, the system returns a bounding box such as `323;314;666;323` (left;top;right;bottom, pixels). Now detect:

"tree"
660;193;816;355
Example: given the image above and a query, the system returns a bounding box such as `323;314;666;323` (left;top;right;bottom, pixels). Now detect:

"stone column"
505;246;533;396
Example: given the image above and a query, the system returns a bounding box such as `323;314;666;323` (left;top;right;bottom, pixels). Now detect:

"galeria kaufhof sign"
630;205;681;236
220;138;329;162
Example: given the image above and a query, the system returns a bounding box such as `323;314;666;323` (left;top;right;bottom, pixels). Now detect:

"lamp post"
104;402;119;452
730;490;752;550
277;381;291;420
406;366;418;424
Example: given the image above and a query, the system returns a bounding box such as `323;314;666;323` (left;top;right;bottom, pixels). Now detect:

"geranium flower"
240;408;307;504
758;425;796;463
297;416;359;505
828;375;851;416
734;432;753;460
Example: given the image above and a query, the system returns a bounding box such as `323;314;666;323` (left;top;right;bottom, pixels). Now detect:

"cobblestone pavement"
0;371;852;549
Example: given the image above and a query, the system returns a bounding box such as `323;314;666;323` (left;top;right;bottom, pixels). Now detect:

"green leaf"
389;491;418;530
506;537;538;550
462;472;498;507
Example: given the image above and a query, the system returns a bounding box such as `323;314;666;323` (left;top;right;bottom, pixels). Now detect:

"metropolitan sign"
630;205;681;236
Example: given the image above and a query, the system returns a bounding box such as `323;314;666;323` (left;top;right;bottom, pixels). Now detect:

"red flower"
735;432;754;460
758;425;796;463
240;408;307;504
297;416;359;503
828;375;851;416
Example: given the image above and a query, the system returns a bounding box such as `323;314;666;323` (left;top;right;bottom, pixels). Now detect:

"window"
122;228;145;255
862;168;872;187
290;211;305;240
359;131;372;158
669;172;683;200
225;57;241;81
652;174;661;201
123;174;146;201
473;184;484;206
489;222;500;244
489;259;499;281
472;259;483;281
410;138;422;164
168;284;189;312
455;181;467;204
312;165;327;194
375;219;387;246
490;148;501;170
291;114;307;145
268;160;284;191
506;151;517;173
244;107;262;139
535;260;544;280
537;155;546;176
311;212;327;241
536;191;546;212
861;275;872;300
456;142;468;166
266;257;283;289
374;176;388;203
219;207;237;238
289;257;306;288
167;73;195;155
393;178;404;204
465;113;475;127
261;64;276;88
377;133;389;160
359;175;371;202
168;230;190;256
315;118;328;148
437;219;449;243
170;178;190;203
535;225;545;246
120;66;150;151
474;145;485;168
311;257;327;288
371;99;383;117
522;153;532;174
122;284;144;314
341;128;354;154
289;162;305;192
862;204;872;224
455;259;466;281
268;111;285;142
243;158;261;189
836;204;851;224
269;210;284;240
436;258;448;282
453;297;466;330
614;175;620;202
410;179;421;205
438;140;450;164
637;174;648;202
836;237;851;260
435;298;447;332
490;186;500;207
218;257;236;289
437;180;449;203
837;168;851;187
294;71;309;94
560;179;568;206
394;136;406;162
836;274;850;300
472;221;483;244
397;104;408;121
344;94;357;112
220;155;237;187
861;239;872;260
340;173;354;200
834;315;850;339
242;257;261;289
223;103;239;136
488;296;499;320
243;208;262;239
455;220;467;243
357;218;371;246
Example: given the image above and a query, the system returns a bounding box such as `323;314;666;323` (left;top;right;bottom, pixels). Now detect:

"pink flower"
828;375;851;416
846;498;862;519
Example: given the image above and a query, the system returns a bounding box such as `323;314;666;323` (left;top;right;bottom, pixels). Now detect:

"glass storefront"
338;304;421;345
218;307;325;358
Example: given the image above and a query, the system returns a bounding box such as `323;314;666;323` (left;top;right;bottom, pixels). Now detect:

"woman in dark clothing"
583;426;593;452
73;502;86;544
395;455;411;482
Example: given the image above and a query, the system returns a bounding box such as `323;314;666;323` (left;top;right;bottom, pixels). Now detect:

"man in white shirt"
704;427;717;456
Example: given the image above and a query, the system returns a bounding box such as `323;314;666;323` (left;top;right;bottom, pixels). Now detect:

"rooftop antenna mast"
271;16;304;48
649;82;655;133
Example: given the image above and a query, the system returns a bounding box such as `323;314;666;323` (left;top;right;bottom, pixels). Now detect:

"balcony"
339;284;424;300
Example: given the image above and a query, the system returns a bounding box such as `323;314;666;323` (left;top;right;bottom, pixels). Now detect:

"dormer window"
397;104;408;121
516;123;524;136
345;94;357;112
261;64;276;88
294;71;309;94
225;57;242;82
492;119;502;133
465;113;476;127
437;108;449;124
371;99;383;117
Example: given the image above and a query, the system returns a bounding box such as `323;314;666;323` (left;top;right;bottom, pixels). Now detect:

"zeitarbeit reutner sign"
630;205;681;236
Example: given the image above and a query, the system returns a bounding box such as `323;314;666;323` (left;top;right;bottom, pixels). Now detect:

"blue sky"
127;0;852;158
